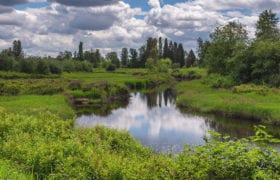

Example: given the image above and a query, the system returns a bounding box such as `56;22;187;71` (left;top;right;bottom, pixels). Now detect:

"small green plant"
250;125;280;144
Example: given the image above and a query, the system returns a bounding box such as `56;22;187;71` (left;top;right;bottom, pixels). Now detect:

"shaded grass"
0;95;75;119
176;78;280;124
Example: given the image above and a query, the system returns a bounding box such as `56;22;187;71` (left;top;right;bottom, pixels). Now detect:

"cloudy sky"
0;0;279;56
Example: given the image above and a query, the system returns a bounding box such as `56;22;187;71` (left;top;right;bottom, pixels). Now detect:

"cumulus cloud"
193;0;280;11
0;0;279;56
47;0;120;7
148;0;161;9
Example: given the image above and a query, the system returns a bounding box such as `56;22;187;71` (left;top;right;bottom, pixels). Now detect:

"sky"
0;0;280;57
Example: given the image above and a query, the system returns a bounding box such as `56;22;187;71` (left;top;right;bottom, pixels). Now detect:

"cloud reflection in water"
76;92;211;153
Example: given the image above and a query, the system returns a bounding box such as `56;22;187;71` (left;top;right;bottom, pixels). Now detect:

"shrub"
203;74;235;88
36;60;50;75
106;63;116;72
19;59;35;74
68;80;82;90
232;84;269;95
49;62;62;74
62;60;75;72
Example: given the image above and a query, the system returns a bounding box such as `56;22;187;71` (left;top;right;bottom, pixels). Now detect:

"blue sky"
0;0;280;56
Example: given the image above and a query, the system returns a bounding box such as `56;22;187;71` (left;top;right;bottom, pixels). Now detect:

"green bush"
74;61;93;72
0;109;279;179
172;69;202;81
49;62;62;74
36;60;50;75
0;83;20;96
232;84;269;95
106;63;116;72
19;59;35;74
203;74;235;88
68;80;82;90
62;60;75;72
176;133;280;179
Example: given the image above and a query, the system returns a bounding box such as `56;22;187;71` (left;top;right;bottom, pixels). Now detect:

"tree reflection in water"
76;89;276;153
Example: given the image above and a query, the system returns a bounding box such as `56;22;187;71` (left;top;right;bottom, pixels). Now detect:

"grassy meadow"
0;69;279;179
175;69;280;125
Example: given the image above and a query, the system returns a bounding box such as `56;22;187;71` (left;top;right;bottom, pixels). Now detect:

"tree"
106;52;120;68
138;45;147;68
84;49;101;68
186;49;196;67
197;37;210;67
146;37;158;60
78;42;84;61
251;41;280;86
177;43;185;67
129;48;138;68
255;9;280;41
12;40;23;58
163;38;169;58
0;54;15;71
205;21;248;75
158;37;163;59
121;48;128;68
57;51;72;60
20;59;35;74
95;49;101;68
168;41;174;61
36;60;50;74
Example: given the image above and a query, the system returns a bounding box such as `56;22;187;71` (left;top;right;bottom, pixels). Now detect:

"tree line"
197;9;280;87
0;37;196;74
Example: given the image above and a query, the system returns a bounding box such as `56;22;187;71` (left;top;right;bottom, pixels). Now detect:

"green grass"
0;68;279;179
63;69;148;83
176;78;280;124
0;159;33;179
0;95;75;119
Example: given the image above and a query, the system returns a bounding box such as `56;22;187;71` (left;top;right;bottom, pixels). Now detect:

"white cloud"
0;0;279;56
148;0;161;9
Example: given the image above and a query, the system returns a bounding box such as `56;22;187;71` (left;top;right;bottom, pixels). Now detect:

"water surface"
76;90;259;153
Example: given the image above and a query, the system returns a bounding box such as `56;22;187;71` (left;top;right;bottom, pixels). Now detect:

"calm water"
76;89;260;153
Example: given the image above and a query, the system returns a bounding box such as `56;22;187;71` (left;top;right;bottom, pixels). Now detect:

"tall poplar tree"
163;38;169;58
78;41;84;61
121;48;128;67
12;40;22;58
158;37;163;59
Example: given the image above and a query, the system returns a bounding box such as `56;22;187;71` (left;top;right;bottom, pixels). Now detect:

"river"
76;89;269;153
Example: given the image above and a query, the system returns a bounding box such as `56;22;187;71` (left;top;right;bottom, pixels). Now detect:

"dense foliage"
203;10;280;87
0;108;279;179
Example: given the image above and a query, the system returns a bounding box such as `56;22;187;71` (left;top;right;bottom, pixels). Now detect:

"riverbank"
175;69;280;125
0;69;280;179
0;108;279;179
1;68;279;125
